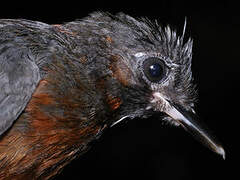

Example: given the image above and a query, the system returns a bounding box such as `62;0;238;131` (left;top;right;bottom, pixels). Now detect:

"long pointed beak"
152;92;225;159
166;103;225;159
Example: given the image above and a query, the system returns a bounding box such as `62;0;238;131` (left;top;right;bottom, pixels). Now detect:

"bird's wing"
0;45;40;135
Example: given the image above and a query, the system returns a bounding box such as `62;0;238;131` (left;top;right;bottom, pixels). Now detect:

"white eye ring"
134;52;146;58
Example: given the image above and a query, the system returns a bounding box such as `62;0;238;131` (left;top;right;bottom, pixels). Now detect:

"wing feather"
0;45;40;135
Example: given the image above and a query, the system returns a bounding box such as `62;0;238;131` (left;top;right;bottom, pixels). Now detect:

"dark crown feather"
80;12;196;105
111;13;196;105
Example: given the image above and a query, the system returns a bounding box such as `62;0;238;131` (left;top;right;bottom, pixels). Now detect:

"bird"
0;12;225;179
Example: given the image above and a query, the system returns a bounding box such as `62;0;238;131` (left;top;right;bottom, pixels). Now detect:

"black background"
1;1;238;179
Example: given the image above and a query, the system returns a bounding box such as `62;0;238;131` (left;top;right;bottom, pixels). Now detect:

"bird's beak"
152;92;225;159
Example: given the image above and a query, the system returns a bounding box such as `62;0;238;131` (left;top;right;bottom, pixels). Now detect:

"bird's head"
74;12;225;158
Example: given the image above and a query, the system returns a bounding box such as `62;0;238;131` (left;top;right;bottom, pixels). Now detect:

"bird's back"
0;19;108;179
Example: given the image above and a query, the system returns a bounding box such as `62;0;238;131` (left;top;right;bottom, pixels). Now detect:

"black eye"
143;57;166;83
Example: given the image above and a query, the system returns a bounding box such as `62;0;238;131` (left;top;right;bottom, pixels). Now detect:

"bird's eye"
143;57;166;83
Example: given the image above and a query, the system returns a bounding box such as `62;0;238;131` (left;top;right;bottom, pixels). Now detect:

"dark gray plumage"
0;42;40;135
0;12;224;179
